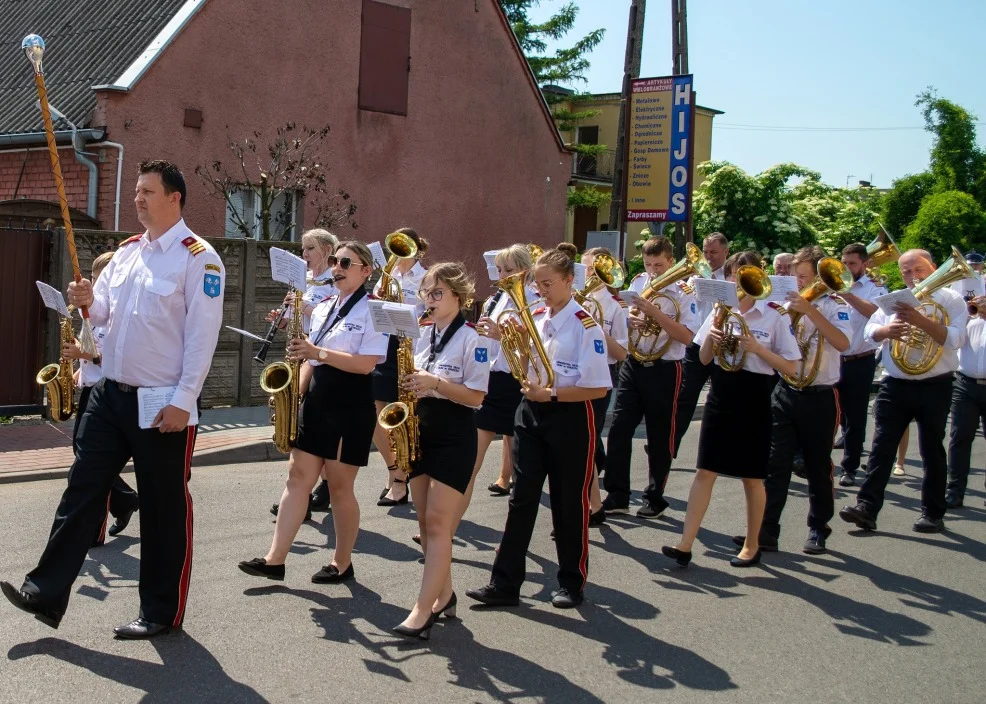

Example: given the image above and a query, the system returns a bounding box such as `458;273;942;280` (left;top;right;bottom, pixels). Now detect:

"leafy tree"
916;89;986;201
901;190;986;264
882;172;935;241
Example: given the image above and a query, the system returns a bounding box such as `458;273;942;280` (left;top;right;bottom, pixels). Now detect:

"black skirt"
295;364;376;466
696;366;775;479
371;336;400;403
409;398;478;494
475;370;523;436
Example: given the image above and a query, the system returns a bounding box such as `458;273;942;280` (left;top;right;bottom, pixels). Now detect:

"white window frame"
225;186;299;241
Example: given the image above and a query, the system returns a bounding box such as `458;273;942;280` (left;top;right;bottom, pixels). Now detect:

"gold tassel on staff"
21;33;97;355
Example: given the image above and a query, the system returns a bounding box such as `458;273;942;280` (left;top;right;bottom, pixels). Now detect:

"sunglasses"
327;255;365;270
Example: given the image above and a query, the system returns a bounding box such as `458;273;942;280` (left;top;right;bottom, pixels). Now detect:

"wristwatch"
318;348;328;361
92;354;101;366
550;388;558;403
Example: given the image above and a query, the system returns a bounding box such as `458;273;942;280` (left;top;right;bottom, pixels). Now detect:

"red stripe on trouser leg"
664;360;683;491
578;401;595;589
172;425;196;627
96;494;110;544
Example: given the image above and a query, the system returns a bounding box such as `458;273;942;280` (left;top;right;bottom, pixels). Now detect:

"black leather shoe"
838;473;855;487
311;563;354;584
113;617;171;640
588;508;606;526
661;546;692;567
945;496;964;509
270;503;312;521
487;482;510;496
238;557;285;580
1;581;61;629
310;480;331;511
465;584;520;607
108;505;138;537
913;514;944;533
839;504;877;531
601;496;630;515
551;588;584;609
433;592;457;619
636;502;667;519
803;528;827;555
730;549;762;568
792;459;807;479
731;534;779;552
393;612;438;640
378;478;408;507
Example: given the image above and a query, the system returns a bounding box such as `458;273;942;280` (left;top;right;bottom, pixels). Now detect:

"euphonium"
712;265;772;372
628;242;712;362
260;289;304;453
779;257;853;388
889;246;973;375
527;243;544;264
864;225;900;286
496;271;554;388
574;253;626;327
378;231;419;303
378;333;420;474
36;306;77;421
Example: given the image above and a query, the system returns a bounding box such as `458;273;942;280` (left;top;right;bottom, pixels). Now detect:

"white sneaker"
893;464;905;476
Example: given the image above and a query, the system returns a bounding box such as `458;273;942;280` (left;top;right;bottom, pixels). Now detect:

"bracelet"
434;378;441;391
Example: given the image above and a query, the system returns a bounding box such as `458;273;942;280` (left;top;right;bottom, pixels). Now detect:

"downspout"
69;126;99;219
89;141;124;231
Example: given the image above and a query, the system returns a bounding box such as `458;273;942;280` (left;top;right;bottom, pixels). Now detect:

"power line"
716;122;985;133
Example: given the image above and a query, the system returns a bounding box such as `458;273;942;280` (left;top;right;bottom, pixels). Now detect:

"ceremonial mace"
22;33;97;355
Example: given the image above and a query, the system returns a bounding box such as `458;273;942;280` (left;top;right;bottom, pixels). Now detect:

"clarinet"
255;276;337;363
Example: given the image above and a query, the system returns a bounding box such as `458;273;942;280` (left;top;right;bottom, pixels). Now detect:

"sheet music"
368;241;388;270
36;281;71;317
487;265;500;282
874;288;921;316
693;278;739;307
137;386;199;429
483;250;500;268
268;248;307;291
573;263;587;291
766;275;799;302
368;300;422;338
618;290;643;306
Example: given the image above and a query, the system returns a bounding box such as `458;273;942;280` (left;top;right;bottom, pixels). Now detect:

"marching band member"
373;228;428;507
672;233;730;453
662;251;800;568
603;237;696;519
239;242;387;583
947;291;986;508
581;246;629;525
950;250;985;301
841;249;967;534
756;246;851;555
834;243;887;487
393;263;490;639
61;251;139;545
467;248;611;609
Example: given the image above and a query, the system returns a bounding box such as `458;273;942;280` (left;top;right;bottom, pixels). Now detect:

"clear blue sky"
528;0;986;188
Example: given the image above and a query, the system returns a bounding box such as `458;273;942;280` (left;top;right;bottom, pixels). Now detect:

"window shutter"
358;0;412;116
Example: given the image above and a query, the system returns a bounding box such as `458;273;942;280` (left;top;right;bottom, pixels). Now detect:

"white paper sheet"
487;265;500;282
268;247;307;291
693;278;739;306
368;241;388;270
137;386;199;429
766;275;800;302
874;288;921;316
483;250;500;268
36;281;71;317
618;290;643;306
368;300;422;338
573;263;587;291
224;325;265;342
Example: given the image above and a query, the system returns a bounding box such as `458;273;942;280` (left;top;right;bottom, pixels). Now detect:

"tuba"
574;252;625;327
378;231;418;303
496;271;554;388
864;225;900;287
36;306;77;422
779;257;853;388
889;246;972;375
260;289;304;453
628;242;712;362
712;265;772;372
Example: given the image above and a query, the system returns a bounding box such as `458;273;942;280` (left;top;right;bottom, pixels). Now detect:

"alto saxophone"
260;290;303;453
36;306;77;421
378;334;420;474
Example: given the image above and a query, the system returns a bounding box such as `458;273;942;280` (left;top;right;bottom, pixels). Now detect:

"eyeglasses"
534;279;562;292
418;288;445;302
327;255;362;270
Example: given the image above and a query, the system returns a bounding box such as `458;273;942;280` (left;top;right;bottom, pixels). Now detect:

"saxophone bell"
36;307;77;421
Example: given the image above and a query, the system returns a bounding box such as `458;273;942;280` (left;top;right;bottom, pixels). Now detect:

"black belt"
958;372;986;385
629;356;681;368
841;351;876;362
107;379;140;393
781;381;834;394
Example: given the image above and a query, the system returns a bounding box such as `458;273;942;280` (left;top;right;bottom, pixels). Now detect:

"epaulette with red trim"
532;306;547;316
465;321;476;328
119;234;142;246
767;302;783;312
613;293;629;308
181;235;206;256
575;309;597;328
367;292;378;300
319;294;336;304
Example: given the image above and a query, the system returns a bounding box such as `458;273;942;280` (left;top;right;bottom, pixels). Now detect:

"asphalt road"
1;416;984;703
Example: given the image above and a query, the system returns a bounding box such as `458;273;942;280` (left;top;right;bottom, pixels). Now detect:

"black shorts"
475;370;523;436
295;364;376;466
409;398;478;494
371;336;400;403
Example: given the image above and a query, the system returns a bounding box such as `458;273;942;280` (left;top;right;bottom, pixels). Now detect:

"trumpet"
712;265;772;372
966;293;980;317
574;253;625;327
496;271;553;388
864;225;900;286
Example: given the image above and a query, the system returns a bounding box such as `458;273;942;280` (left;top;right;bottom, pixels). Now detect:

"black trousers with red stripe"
491;399;594;595
604;357;682;510
762;381;840;539
22;379;195;626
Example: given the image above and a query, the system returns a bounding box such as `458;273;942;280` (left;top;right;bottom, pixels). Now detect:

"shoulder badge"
575;309;598;328
119;234;142;247
181;235;206;256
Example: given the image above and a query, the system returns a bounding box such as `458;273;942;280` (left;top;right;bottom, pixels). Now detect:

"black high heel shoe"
661;546;692;567
378;478;408;507
393;611;438;640
381;465;399;500
433;592;457;619
730;549;762;568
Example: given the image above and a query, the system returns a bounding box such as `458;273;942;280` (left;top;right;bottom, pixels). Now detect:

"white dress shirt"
695;299;801;376
308;290;389;366
794;297;854;386
301;270;339;333
78;325;107;389
588;289;629;364
959;316;986;379
864;287;968;380
632;282;699;362
530;297;612;390
413;319;491;408
90;219;224;414
842;276;887;356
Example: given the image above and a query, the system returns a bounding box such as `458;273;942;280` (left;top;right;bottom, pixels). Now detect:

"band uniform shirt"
531;297;612;391
414;321;490;408
587;288;629;364
484;285;540;375
950;272;986;300
373;260;427;317
958;315;986;379
694;299;801;376
301;270;339;333
794;296;854;386
633;283;699;362
307;290;388;367
864;287;968;380
842;276;887;356
77;324;107;389
89;219;224;413
688;264;726;327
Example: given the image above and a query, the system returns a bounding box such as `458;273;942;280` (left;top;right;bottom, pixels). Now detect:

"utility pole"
672;0;689;258
608;0;646;261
